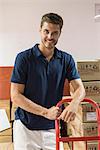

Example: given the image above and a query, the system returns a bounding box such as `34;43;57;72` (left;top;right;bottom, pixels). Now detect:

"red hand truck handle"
55;98;100;150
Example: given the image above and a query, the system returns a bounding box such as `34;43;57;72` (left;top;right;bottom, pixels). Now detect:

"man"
11;13;85;150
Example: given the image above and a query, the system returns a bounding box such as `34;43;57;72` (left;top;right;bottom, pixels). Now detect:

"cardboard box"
82;103;97;122
87;142;98;150
0;122;12;143
82;111;97;123
0;136;12;143
0;100;10;107
83;81;100;102
0;123;12;136
83;81;100;96
83;122;98;136
77;60;100;81
0;142;13;150
82;102;96;112
0;100;10;121
63;143;70;150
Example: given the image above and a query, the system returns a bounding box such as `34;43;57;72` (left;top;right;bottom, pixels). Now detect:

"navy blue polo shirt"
11;44;80;130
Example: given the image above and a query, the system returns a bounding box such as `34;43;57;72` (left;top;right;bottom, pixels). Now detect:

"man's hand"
58;102;78;123
45;106;62;120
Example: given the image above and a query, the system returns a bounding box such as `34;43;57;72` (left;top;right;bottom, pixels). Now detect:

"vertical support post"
55;119;60;150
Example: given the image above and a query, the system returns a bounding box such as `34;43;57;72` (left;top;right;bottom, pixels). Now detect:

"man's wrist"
41;108;48;118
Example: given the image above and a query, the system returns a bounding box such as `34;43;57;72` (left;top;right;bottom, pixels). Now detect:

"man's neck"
38;44;54;61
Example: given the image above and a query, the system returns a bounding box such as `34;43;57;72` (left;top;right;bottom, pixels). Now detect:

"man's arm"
58;78;85;122
11;82;60;120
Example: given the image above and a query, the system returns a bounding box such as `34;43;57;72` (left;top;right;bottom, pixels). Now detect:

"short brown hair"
40;13;63;31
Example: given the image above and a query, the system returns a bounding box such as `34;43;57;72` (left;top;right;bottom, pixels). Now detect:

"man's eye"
53;32;58;36
44;30;49;34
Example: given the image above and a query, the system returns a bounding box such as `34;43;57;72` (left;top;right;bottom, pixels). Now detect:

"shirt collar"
54;48;62;59
32;44;42;58
32;44;62;59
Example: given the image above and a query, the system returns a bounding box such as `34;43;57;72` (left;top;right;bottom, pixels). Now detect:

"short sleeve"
66;55;80;81
11;52;27;84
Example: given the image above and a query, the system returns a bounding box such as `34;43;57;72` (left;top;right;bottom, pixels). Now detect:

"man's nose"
48;33;53;39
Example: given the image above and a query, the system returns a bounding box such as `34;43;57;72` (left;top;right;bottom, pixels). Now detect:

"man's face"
39;22;61;50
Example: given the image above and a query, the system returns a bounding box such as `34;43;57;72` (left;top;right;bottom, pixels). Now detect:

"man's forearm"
71;86;86;105
11;93;60;120
11;93;48;117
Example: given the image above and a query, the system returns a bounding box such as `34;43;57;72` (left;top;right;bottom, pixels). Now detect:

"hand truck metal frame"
55;98;100;150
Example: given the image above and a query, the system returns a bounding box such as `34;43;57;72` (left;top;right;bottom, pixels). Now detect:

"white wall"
0;0;100;66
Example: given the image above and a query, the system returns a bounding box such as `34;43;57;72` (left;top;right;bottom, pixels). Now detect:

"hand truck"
55;98;100;150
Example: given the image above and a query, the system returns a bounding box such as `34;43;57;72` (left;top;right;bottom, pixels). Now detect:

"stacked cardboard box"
82;102;97;123
77;59;100;150
87;142;98;150
77;60;100;102
77;60;100;81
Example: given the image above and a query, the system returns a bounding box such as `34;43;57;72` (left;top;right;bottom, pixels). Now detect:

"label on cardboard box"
86;112;96;121
83;81;100;95
77;61;100;73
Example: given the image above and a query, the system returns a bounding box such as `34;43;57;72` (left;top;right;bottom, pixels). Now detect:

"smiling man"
11;13;85;150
